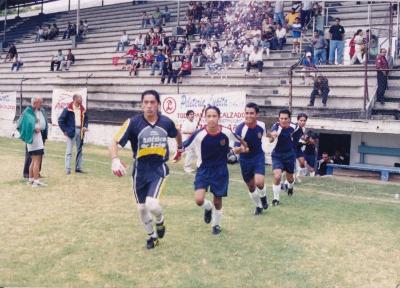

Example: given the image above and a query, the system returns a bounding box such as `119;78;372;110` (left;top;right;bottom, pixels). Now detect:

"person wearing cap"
375;48;389;105
301;52;316;85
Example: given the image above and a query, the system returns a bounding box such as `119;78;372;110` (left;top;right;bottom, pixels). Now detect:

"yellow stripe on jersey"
114;119;130;142
137;147;167;158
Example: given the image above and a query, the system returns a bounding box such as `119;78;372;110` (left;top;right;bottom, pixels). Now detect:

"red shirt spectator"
181;61;192;72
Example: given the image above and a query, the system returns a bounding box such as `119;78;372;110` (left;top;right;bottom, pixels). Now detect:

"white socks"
138;204;156;238
257;186;267;198
286;180;294;189
145;197;163;224
273;184;281;201
248;191;262;208
212;207;222;227
201;199;213;211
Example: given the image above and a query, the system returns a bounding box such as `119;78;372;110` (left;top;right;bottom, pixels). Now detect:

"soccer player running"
269;109;297;206
109;90;183;249
292;113;308;182
183;106;248;235
235;103;268;215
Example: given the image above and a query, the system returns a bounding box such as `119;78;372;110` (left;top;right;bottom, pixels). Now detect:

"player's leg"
296;156;306;183
195;188;213;224
272;169;282;205
209;165;229;235
254;173;268;210
146;176;167;239
212;196;223;235
284;155;296;197
240;160;263;215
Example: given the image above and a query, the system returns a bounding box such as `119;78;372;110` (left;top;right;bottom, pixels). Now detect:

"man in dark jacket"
308;75;330;107
58;94;88;174
375;48;389;105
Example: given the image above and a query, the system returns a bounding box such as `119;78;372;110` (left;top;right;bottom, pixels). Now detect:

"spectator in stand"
122;45;138;69
169;56;182;84
240;41;254;67
192;44;204;67
274;0;285;26
276;23;287;50
62;49;75;71
82;20;89;36
43;24;50;40
152;7;162;27
332;150;346;165
222;40;235;68
3;43;17;62
291;17;302;54
328;18;345;65
314;4;324;35
161;57;172;84
366;29;379;61
134;33;145;51
308;75;330;107
162;6;171;24
300;0;313;28
186;20;196;40
129;55;141;77
285;8;300;28
150;50;166;76
11;53;23;72
350;29;365;65
349;31;357;60
312;30;327;65
376;48;389;105
50;49;64;71
116;30;130;52
205;47;222;76
317;152;333;176
262;26;277;56
301;52;317;84
63;22;73;39
141;12;150;28
178;57;192;83
35;25;44;42
48;23;59;40
246;46;264;80
143;47;154;68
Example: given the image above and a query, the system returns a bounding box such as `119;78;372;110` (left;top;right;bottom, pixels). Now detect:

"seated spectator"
161;57;172;84
191;44;204;67
3;43;17;62
122;45;138;69
62;49;75;71
50;49;64;71
285;8;300;28
129;55;141;77
143;48;154;68
301;52;317;84
262;26;277;56
11;53;23;72
162;6;171;24
240;41;254;67
142;12;150;28
312;31;327;65
48;23;59;40
291;17;302;54
134;33;145;51
77;20;85;40
205;47;222;76
35;26;44;42
276;23;287;50
43;24;50;40
150;50;166;76
168;56;182;84
152;7;162;27
82;20;89;36
178;57;192;83
350;29;365;65
116;30;130;52
63;22;73;39
332;150;346;165
308;75;330;107
222;40;235;67
246;46;264;80
317;152;334;176
185;20;196;40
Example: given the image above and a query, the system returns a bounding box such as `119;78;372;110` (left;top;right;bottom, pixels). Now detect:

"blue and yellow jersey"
114;113;178;179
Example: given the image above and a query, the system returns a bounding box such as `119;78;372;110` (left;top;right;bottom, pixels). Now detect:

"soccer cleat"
272;199;280;206
260;196;269;210
254;207;263;215
281;183;288;192
212;225;221;235
156;221;166;239
146;237;159;250
32;181;47;188
204;209;212;224
288;188;294;197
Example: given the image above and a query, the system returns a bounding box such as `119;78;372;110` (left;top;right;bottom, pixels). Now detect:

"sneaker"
212;225;221;235
323;103;327;107
307;103;314;107
156;221;166;239
254;207;263;215
288;187;293;197
66;170;71;175
272;199;280;206
32;180;47;188
146;237;159;249
260;196;268;210
204;208;212;224
281;183;288;192
75;169;85;173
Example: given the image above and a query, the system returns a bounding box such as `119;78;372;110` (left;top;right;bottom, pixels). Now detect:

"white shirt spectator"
242;44;254;55
214;51;223;65
276;27;287;39
120;34;129;43
302;1;313;11
181;118;197;141
249;49;263;62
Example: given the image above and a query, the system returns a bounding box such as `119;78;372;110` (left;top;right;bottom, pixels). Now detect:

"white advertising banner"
160;91;246;131
0;91;17;120
51;88;87;140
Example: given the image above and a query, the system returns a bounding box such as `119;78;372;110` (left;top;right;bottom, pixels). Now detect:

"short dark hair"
186;110;194;116
205;105;220;116
279;109;291;118
297;112;308;120
335;17;340;21
245;102;259;113
141;90;160;104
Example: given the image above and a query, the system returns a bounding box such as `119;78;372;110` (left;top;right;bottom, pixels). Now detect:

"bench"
326;144;400;181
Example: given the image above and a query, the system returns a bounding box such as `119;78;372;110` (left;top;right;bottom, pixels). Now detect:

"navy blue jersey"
234;121;266;159
304;143;316;156
183;125;239;168
114;114;178;174
271;122;297;154
291;123;305;148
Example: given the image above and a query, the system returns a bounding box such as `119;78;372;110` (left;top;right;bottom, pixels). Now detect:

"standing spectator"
317;152;333;176
115;31;130;52
312;30;327;65
350;29;365;65
152;7;162;27
3;43;17;62
142;12;150;28
82;20;89;36
291;17;302;54
285;8;300;28
11;53;23;72
177;57;192;83
181;110;197;173
50;49;64;71
276;23;287;50
62;49;75;71
375;48;389;105
308;75;330;107
349;31;357;60
58;94;89;175
274;0;285;26
328;18;345;65
150;50;166;76
246;46;264;80
185;20;196;40
18;96;48;187
300;0;313;28
162;6;171;24
36;25;44;42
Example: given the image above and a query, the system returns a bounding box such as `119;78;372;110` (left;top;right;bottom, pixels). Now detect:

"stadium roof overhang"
1;0;58;10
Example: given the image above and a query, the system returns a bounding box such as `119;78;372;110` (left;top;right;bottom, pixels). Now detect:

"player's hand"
112;158;127;177
270;131;278;139
242;145;249;153
172;147;184;163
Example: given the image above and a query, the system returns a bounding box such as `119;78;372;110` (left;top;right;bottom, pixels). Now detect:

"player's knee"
195;197;204;206
145;197;161;212
213;197;222;209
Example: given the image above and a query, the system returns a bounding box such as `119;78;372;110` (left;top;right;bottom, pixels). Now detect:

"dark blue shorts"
295;147;305;159
132;163;168;204
239;154;265;183
194;165;229;197
272;151;296;174
305;154;316;168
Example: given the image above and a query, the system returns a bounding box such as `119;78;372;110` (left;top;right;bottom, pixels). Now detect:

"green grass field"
0;136;399;288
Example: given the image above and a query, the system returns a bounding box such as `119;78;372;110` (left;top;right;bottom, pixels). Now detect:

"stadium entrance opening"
318;133;351;165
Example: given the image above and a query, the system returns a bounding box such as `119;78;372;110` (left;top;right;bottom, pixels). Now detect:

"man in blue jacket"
58;94;89;175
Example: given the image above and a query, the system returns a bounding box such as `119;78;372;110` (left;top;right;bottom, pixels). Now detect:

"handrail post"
289;69;293;113
388;2;393;58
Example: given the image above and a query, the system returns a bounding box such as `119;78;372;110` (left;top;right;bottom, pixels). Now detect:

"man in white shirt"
116;30;130;52
181;110;197;173
240;41;254;67
246;46;264;80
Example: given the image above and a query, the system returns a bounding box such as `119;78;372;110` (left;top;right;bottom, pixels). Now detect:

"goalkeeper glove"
112;158;127;177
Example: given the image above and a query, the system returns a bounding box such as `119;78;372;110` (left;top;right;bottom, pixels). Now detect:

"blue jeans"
314;48;326;65
151;62;162;75
329;40;344;64
274;12;285;26
65;128;84;173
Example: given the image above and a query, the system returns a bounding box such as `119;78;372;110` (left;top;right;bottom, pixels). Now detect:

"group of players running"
110;90;315;249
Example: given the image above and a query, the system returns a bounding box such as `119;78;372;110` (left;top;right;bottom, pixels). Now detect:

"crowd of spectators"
35;20;88;42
